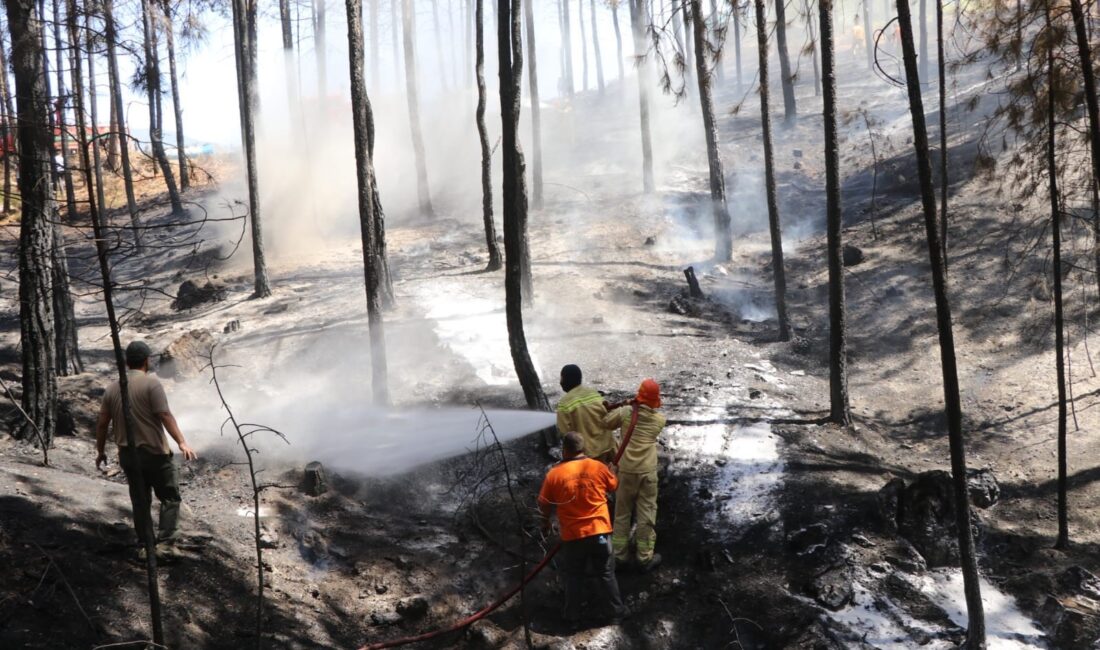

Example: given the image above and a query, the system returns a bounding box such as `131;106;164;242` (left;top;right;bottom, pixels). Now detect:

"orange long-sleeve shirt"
538;457;618;541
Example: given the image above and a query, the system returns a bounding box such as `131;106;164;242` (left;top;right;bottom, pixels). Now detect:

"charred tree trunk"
1051;0;1072;552
7;0;59;447
936;0;947;267
683;0;694;85
562;0;575;95
1067;0;1100;306
346;0;391;405
862;0;873;70
162;3;189;191
709;0;723;83
49;0;77;223
896;0;986;642
84;5;107;224
579;0;589;90
315;0;327;97
690;0;731;261
0;33;13;215
612;0;625;80
630;0;655;192
477;0;502;270
104;0;142;242
279;0;301;141
233;0;272;298
755;0;791;341
524;0;544;207
402;0;436;217
498;0;549;411
805;0;820;96
821;0;848;425
591;0;605;94
139;0;183;214
775;0;797;123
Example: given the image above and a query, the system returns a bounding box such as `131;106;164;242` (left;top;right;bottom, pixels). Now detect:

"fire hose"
358;402;642;650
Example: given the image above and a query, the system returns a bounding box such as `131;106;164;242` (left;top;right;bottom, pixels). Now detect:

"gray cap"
125;340;152;365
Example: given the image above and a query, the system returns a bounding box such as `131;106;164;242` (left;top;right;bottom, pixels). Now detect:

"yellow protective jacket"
556;385;615;459
602;404;665;473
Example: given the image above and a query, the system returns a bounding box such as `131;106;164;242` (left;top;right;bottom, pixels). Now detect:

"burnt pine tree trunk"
139;0;184;214
562;0;575;94
775;0;797;123
162;1;189;190
1049;2;1069;552
85;7;108;220
104;0;142;241
232;0;272;297
0;32;13;215
105;65;119;172
524;0;544;207
49;0;77;222
805;0;820;96
477;0;502;270
346;0;391;405
936;0;947;266
896;0;987;642
315;0;327;96
71;25;166;632
821;0;849;425
682;0;694;86
402;0;436;216
612;0;625;80
591;0;605;94
690;0;732;262
363;96;395;306
498;0;550;412
630;0;655;192
709;0;723;83
579;0;589;90
1067;0;1100;305
755;0;791;341
8;0;58;445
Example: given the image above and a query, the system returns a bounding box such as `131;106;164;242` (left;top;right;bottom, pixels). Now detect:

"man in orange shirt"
538;431;627;626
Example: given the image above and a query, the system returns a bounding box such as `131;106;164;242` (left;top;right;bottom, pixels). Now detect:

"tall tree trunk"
499;0;549;411
775;0;797;123
105;64;119;172
139;0;183;214
162;3;189;191
612;0;625;81
524;0;543;207
49;0;77;223
315;0;327;97
346;0;391;405
690;0;731;262
233;0;272;298
733;0;743;90
402;0;436;216
919;0;927;82
562;0;575;95
630;0;655;192
579;0;589;90
591;0;604;94
805;0;820;96
103;0;142;242
1052;0;1072;552
709;0;723;83
85;5;107;225
0;32;13;215
821;0;848;425
7;0;59;449
280;0;301;140
431;0;449;91
897;0;986;642
755;0;791;341
477;0;502;270
936;0;947;267
1067;0;1100;306
683;0;694;91
862;0;873;70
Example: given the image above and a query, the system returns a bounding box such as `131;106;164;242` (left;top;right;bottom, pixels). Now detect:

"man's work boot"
639;553;662;573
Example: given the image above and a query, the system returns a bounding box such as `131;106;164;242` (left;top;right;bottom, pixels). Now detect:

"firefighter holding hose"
538;431;628;627
602;379;666;572
556;364;616;462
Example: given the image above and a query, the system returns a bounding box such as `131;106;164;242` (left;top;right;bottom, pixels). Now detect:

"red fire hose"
358;402;641;650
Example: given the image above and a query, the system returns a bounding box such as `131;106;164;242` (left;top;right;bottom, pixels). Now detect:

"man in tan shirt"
96;341;196;547
556;364;616;462
602;378;666;571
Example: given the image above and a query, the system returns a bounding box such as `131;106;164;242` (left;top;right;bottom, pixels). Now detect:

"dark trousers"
118;446;181;545
559;533;625;621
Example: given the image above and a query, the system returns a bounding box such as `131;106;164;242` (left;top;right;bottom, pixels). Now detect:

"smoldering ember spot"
1;0;1098;648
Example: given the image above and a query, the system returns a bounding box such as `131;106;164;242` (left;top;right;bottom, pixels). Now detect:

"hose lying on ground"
358;403;641;650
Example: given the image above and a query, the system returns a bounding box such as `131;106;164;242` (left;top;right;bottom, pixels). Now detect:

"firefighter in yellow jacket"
602;378;666;571
556;365;616;462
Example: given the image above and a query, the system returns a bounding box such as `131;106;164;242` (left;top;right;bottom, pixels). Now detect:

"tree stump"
301;461;329;496
683;266;705;298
